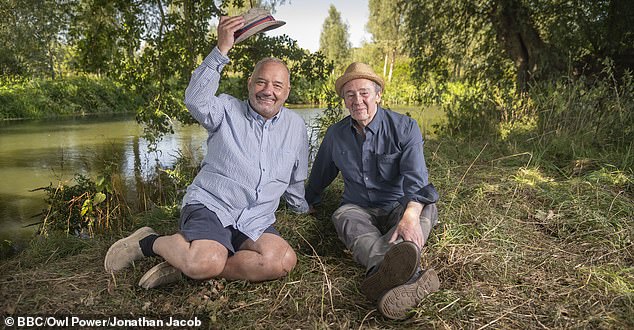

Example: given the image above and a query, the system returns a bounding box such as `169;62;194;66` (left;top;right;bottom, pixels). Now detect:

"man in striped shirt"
104;14;309;289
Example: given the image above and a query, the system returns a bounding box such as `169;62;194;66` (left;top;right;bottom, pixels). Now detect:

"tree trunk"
383;52;388;77
47;39;56;79
606;0;634;74
490;0;549;92
388;48;395;82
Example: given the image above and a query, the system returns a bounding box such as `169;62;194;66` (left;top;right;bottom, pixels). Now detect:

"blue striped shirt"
182;47;309;241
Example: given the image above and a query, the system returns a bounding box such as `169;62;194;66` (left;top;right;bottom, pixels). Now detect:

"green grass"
1;136;632;329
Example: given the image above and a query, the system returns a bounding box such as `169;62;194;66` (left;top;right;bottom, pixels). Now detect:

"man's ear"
376;91;382;104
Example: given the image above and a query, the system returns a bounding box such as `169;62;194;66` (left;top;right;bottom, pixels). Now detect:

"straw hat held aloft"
335;62;385;97
234;8;286;43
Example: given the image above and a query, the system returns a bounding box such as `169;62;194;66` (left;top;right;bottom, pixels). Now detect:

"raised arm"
183;16;245;130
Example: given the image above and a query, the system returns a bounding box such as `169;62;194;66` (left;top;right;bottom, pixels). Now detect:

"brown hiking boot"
377;268;440;320
360;241;421;301
138;261;182;289
104;226;157;272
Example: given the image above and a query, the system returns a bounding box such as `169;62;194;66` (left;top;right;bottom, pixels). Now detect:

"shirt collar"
246;100;283;126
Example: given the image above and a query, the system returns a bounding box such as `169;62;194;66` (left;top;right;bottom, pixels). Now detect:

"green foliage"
38;173;130;238
530;62;634;167
0;0;73;78
143;148;201;207
34;142;201;238
319;5;351;71
402;0;634;89
221;35;332;101
437;80;501;138
313;85;344;141
0;76;144;119
367;0;407;83
381;57;425;106
367;0;405;49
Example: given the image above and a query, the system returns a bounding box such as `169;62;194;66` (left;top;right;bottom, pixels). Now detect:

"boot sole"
138;261;182;289
360;241;420;301
378;268;440;320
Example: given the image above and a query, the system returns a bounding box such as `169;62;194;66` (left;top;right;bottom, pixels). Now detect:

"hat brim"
235;21;286;44
335;73;385;97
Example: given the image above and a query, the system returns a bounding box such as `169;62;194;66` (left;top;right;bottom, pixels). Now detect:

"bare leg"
152;233;228;280
153;233;296;282
220;233;297;282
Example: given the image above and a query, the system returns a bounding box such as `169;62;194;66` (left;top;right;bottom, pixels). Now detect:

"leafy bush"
38;173;131;238
533;63;634;153
0;76;144;119
439;80;502;138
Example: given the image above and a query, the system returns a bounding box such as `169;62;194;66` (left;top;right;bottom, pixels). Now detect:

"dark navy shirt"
306;106;438;210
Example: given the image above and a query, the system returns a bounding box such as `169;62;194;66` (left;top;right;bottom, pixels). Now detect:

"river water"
0;105;441;244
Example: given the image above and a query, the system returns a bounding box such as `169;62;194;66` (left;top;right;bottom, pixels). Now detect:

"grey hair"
373;81;382;94
252;57;291;82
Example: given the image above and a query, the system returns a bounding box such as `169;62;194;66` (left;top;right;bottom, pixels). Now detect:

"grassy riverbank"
0;76;144;120
0;135;631;329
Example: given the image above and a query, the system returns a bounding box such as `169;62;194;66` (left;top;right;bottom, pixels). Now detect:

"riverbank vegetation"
1;0;633;328
0;76;144;120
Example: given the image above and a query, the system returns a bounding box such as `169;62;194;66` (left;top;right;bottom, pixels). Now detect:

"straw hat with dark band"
234;8;286;44
335;62;385;97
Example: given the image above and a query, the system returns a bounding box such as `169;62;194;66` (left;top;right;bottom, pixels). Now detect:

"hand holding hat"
217;15;245;55
217;8;285;55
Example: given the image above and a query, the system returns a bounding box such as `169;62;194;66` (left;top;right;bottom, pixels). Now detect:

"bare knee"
261;245;297;279
181;252;226;280
280;246;297;275
277;245;298;277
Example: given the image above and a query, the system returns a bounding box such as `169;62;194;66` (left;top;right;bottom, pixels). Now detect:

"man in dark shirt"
305;62;440;320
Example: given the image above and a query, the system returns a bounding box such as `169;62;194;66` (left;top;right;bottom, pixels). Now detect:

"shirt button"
365;176;369;180
262;168;266;172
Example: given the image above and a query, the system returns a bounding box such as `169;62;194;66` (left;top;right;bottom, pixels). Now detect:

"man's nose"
261;83;274;94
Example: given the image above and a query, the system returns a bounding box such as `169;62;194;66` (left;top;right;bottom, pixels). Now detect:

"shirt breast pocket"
377;152;401;181
273;151;295;183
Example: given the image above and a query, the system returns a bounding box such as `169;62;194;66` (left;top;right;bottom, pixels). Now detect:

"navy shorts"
179;204;280;254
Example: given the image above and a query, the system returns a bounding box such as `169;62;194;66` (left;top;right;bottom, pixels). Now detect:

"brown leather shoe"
360;241;421;301
377;268;440;320
138;261;182;289
104;227;157;272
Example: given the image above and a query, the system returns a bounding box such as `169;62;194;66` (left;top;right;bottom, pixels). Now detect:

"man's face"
342;78;381;126
247;61;291;119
